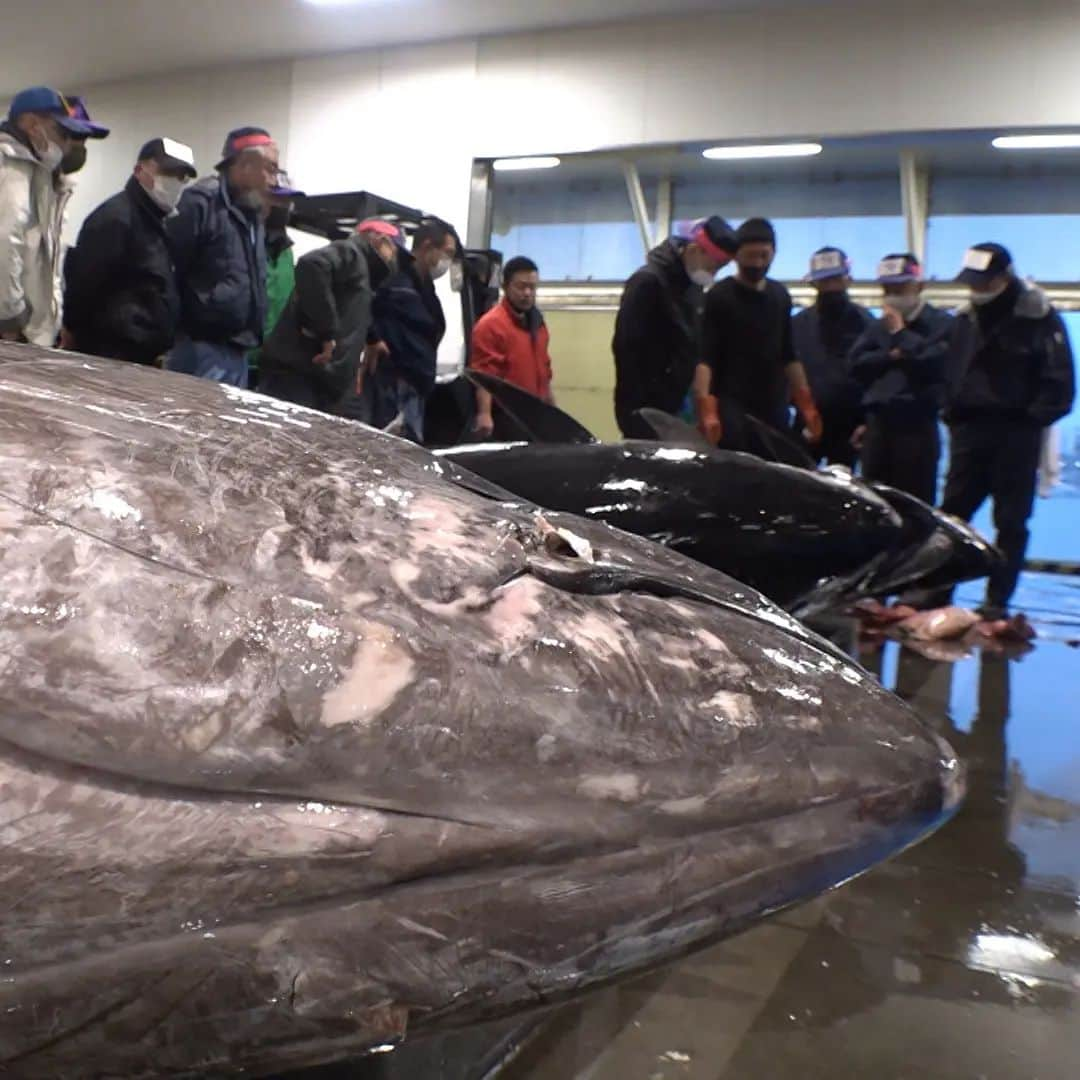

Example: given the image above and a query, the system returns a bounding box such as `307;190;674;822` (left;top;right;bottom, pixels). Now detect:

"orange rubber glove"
695;393;723;446
793;386;823;444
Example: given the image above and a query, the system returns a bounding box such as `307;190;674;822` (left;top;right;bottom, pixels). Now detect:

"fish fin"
632;408;712;450
465;370;597;444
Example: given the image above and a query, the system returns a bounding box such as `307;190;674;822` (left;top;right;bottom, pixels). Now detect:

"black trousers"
814;407;861;469
860;413;942;505
259;368;342;415
940;419;1043;612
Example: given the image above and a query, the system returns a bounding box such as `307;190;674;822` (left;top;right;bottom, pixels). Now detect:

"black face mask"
738;265;768;284
60;141;88;175
817;290;848;315
266;205;291;231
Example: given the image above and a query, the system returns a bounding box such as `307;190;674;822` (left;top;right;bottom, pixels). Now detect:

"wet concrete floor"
287;574;1080;1080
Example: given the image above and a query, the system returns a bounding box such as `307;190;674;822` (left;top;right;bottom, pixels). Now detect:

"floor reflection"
281;578;1080;1080
502;579;1080;1080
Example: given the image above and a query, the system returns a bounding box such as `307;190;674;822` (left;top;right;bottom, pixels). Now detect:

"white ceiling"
2;0;844;97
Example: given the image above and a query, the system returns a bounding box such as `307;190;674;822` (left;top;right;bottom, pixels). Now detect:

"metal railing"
538;281;1080;312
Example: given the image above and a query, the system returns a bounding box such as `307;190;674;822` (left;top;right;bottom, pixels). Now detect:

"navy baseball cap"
216;126;275;170
8;87;109;138
956;243;1013;287
877;253;923;284
808;246;851;281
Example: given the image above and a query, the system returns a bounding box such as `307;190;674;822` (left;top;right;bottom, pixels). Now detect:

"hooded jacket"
612;237;703;434
946;280;1075;427
167;175;267;350
849;302;952;419
0;124;74;346
62;176;180;364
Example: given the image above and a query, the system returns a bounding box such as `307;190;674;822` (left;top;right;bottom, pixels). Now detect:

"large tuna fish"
0;347;962;1079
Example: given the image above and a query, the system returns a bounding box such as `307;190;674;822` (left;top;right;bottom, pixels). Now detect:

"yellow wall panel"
546;309;619;441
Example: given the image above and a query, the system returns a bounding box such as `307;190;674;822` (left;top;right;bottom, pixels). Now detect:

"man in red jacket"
470;256;553;436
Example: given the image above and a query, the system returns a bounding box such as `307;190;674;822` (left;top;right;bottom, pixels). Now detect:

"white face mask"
970;281;1009;306
37;139;64;173
885;294;922;321
149;175;188;213
432;254;453;280
689;268;715;288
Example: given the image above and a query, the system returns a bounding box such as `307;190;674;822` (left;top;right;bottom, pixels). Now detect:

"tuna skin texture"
0;347;962;1078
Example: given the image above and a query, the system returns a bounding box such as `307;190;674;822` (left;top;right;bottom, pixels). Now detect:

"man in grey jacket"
0;87;108;346
259;219;402;413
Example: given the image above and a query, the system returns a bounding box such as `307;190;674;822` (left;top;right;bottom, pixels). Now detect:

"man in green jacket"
250;174;301;389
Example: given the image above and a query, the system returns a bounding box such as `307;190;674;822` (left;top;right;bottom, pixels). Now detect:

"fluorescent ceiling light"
702;143;823;161
492;156;561;172
992;133;1080;150
303;1;383;7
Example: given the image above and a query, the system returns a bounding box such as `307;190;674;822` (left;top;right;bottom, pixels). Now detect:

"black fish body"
440;440;903;609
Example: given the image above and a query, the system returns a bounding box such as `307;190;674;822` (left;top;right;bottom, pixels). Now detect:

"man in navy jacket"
849;253;951;503
940;244;1075;616
167;127;278;387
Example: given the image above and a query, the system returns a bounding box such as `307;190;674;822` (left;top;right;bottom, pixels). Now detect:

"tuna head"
0;350;962;1078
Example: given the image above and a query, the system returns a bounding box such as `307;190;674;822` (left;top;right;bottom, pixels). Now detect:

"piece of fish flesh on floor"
0;345;963;1079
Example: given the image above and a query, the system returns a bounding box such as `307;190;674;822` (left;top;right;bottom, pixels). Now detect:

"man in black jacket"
357;217;458;441
62;138;196;365
791;247;873;466
259;219;400;413
942;243;1075;616
167;126;278;387
612;216;736;438
849;253;951;503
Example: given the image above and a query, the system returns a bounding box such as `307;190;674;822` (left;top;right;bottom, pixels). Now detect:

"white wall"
62;0;1080;369
65;61;292;242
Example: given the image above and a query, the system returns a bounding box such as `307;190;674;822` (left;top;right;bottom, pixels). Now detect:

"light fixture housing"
992;134;1080;150
702;142;823;161
492;156;562;172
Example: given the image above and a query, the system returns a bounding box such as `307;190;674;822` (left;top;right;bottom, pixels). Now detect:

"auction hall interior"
0;1;1077;1079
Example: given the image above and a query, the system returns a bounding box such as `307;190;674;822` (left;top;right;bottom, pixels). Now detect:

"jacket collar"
500;295;544;332
124;174;170;227
959;278;1050;321
215;174;259;226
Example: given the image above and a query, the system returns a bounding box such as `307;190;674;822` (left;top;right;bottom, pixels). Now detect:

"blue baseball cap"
64;95;111;139
268;169;305;198
808;246;851;281
877;253;923;284
8;86;109;138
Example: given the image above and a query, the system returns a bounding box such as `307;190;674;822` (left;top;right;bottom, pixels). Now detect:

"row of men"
613;216;1076;616
0;86;476;440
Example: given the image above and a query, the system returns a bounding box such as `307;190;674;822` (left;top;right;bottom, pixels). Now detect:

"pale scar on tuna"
321;623;415;727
